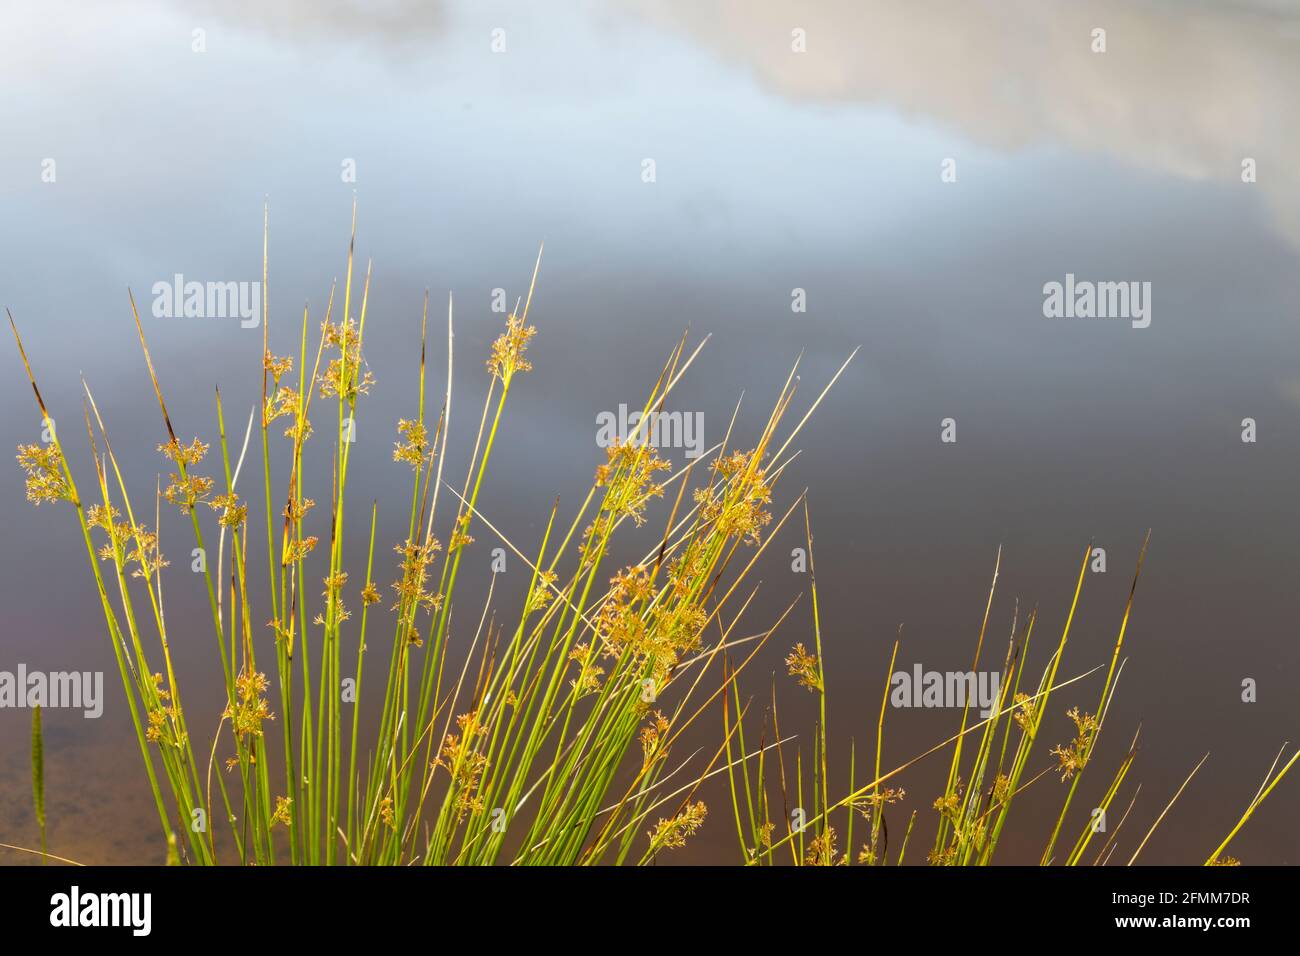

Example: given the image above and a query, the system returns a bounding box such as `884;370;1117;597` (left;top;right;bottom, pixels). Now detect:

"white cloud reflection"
631;0;1300;247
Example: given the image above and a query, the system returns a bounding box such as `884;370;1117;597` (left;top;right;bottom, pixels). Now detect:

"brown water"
1;0;1298;865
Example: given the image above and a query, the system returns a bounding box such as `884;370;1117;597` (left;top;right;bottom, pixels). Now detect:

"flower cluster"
88;505;169;579
694;450;771;546
318;571;351;625
207;492;247;529
594;441;670;528
448;514;474;553
392;418;428;468
284;535;319;564
593;564;709;690
224;670;274;743
1011;692;1037;733
486;314;536;384
16;442;73;506
524;570;558;616
1049;707;1099;780
270;795;293;828
390;537;442;645
785;642;822;692
263;350;293;381
434;712;490;821
159;438;213;511
318;318;373;402
144;672;184;748
639;710;671;771
266;385;309;441
806;826;842;866
567;643;604;697
647;801;707;852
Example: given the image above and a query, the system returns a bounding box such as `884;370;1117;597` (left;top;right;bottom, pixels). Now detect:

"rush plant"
8;205;853;865
727;531;1298;866
8;208;1293;866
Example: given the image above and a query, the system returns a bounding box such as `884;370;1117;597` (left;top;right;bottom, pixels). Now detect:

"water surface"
1;0;1298;865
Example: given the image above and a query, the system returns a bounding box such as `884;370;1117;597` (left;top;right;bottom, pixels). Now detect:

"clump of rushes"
9;206;1294;866
727;526;1298;865
5;203;856;865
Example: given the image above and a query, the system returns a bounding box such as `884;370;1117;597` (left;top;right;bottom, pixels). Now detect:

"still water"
1;0;1298;864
